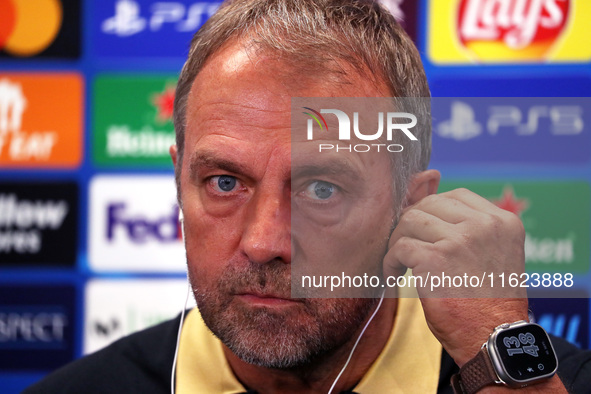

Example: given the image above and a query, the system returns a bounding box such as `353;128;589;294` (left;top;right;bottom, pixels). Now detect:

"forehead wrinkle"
190;101;291;132
192;100;290;115
197;115;290;131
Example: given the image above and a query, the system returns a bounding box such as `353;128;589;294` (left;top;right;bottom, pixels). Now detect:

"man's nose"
240;190;291;265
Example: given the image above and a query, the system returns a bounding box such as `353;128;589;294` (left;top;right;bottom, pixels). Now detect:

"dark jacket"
24;313;591;393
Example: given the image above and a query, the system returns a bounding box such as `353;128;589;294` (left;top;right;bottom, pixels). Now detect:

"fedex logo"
106;203;180;243
89;176;186;272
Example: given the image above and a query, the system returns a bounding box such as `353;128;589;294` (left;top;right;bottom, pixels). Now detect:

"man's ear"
405;169;440;206
170;144;178;167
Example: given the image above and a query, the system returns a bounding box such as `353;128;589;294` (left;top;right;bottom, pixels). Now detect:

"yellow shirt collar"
177;298;442;393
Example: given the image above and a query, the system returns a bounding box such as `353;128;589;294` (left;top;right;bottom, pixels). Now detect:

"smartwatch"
451;320;558;394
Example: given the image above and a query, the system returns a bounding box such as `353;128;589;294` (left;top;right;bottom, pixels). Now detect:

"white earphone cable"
327;289;386;394
172;208;190;394
171;280;191;394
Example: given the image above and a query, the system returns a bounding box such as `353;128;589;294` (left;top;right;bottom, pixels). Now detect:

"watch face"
494;323;558;382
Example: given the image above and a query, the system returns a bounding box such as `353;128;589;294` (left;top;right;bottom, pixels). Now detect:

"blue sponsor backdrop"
430;97;591;164
91;0;221;59
0;285;76;371
529;296;590;349
0;0;590;392
430;76;591;98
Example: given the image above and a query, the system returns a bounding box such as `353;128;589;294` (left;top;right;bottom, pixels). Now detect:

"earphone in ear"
172;206;190;394
178;208;185;242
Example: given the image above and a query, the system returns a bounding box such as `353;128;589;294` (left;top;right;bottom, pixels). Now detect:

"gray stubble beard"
191;261;378;370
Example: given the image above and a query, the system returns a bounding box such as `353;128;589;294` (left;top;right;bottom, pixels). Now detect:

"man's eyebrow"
189;152;249;177
292;159;362;182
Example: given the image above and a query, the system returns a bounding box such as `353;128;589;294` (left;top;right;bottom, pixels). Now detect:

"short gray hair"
173;0;431;206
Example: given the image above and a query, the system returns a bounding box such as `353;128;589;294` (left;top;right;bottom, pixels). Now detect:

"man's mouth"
235;291;301;307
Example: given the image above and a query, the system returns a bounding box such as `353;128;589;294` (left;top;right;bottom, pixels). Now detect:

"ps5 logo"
102;0;221;37
437;100;584;141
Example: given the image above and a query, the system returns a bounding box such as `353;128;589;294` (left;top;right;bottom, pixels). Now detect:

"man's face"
176;41;397;368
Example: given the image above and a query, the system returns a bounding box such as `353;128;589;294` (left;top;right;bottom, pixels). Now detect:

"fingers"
389;188;503;251
407;188;518;223
384;236;435;274
387;187;525;275
437;188;499;214
390;208;453;245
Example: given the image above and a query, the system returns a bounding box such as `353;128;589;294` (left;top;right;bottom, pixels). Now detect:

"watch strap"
451;347;498;394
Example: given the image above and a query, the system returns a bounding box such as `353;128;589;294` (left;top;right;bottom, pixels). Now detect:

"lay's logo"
428;0;591;63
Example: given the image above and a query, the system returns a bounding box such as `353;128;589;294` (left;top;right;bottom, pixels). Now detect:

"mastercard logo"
0;0;63;57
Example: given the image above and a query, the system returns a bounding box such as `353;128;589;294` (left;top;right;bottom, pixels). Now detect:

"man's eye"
304;181;335;200
210;175;238;192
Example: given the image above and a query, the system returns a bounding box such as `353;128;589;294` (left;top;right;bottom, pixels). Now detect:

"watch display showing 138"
451;320;558;394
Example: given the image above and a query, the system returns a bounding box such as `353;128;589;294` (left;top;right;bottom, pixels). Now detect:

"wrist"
450;305;529;368
452;320;527;368
451;320;558;394
477;375;566;393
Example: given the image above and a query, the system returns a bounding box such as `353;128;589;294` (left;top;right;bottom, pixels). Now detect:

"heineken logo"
93;75;177;168
440;181;590;274
492;187;529;216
